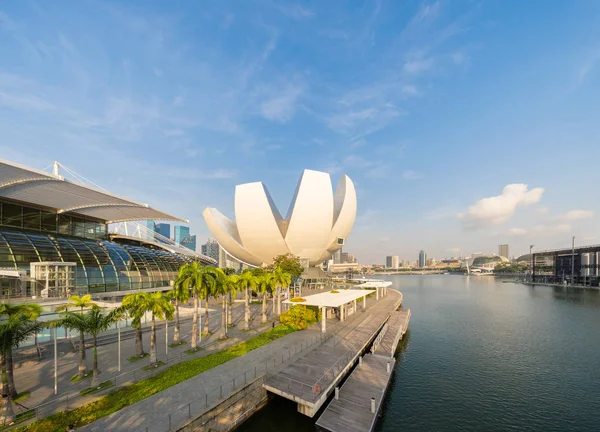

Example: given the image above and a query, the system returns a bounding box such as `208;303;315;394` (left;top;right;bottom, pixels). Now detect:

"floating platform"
373;309;411;358
315;354;395;432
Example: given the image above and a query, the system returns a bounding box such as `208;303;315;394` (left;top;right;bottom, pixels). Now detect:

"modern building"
341;252;356;264
0;159;215;299
385;255;399;269
141;220;155;240
530;243;600;286
174;226;196;252
463;254;510;273
498;244;509;259
332;249;343;264
201;238;221;263
203;169;357;267
155;223;171;240
418;250;427;268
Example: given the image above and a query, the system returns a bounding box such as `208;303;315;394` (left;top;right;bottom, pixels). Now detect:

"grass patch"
70;371;93;383
330;290;340;294
15;325;294;432
127;352;149;363
168;340;187;348
141;361;165;371
14;391;30;402
79;381;114;397
184;347;203;355
0;410;35;431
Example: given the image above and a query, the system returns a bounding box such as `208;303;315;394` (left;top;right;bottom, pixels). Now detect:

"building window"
2;203;22;228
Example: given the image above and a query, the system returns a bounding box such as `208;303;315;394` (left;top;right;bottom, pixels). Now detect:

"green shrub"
290;297;306;302
330;290;340;294
279;305;317;330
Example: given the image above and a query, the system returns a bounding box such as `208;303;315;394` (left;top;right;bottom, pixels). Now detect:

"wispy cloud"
260;83;305;122
458;184;544;229
507;224;572;238
402;170;423;180
0;91;54;110
271;2;314;20
555;209;594;222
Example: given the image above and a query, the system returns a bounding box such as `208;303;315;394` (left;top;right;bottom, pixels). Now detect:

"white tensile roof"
283;289;376;308
0;158;186;223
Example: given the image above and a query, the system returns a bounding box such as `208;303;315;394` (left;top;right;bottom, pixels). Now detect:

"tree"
237;271;258;330
170;278;190;344
121;293;148;358
256;273;273;323
272;267;292;316
61;307;122;386
225;274;239;327
0;303;43;399
216;274;237;339
270;254;304;278
55;294;96;378
200;267;224;335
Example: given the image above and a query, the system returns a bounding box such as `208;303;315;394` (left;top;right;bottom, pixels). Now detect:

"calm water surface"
240;275;600;431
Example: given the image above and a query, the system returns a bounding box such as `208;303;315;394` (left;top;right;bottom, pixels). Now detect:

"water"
240;275;600;431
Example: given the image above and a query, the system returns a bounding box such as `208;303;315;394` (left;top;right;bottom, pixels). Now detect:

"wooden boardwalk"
373;309;411;358
263;290;402;417
315;354;395;432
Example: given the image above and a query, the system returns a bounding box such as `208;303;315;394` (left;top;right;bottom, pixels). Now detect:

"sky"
1;0;599;264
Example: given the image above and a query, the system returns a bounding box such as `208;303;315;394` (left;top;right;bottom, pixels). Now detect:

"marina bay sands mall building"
0;159;215;300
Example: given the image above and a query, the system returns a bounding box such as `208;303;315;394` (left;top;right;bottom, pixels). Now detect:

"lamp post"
571;236;575;286
529;245;534;283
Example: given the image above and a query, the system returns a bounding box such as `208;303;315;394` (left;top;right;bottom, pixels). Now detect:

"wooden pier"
315;354;395;432
373;309;411;358
263;290;402;417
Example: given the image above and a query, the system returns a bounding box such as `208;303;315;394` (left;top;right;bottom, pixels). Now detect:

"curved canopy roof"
0;159;186;223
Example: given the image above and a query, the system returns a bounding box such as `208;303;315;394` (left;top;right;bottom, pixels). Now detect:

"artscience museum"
203;169;357;267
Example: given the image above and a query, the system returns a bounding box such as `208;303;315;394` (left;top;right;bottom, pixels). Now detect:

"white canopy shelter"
283;289;374;308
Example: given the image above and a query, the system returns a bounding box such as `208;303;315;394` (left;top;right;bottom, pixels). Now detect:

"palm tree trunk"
135;327;144;357
272;291;275;316
220;297;226;339
228;292;233;326
91;335;99;387
5;347;16;399
150;314;156;364
244;288;250;330
277;287;281;315
203;296;210;335
0;354;5;395
173;300;180;343
79;330;87;377
262;293;267;323
191;294;198;349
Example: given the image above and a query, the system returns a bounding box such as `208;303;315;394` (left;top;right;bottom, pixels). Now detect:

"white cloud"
457;184;544;229
404;58;433;74
260;84;304;122
507;224;571;238
555;210;594;221
274;3;314;20
0;91;54;110
402;170;422;180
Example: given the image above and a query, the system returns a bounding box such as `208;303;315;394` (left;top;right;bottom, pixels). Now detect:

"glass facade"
0;200;106;240
0;228;193;297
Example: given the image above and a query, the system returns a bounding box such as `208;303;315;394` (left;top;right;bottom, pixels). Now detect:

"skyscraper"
141;220;155;240
418;250;427;268
155;223;170;240
174;226;190;244
498;244;509;259
202;238;221;263
332;249;343;264
385;256;399;268
181;234;197;252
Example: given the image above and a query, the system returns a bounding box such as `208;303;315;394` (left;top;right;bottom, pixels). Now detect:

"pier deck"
373;309;411;358
263;290;401;417
315;354;395;432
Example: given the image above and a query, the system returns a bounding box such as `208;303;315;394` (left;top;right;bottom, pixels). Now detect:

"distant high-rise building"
174;226;190;245
332;249;343;264
181;234;196;252
498;244;509;259
155;223;170;240
341;252;357;264
418;250;427;268
385;255;399;268
202;238;220;263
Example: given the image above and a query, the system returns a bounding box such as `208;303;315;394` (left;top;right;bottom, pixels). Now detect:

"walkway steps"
373;309;411;358
315;354;395;432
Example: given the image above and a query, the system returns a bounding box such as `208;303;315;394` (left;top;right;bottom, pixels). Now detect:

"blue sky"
1;0;599;263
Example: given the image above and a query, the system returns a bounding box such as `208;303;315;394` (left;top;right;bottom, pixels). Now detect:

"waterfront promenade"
264;290;402;416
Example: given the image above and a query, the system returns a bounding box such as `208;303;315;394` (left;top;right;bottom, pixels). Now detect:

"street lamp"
571;236;575;286
529;245;534;283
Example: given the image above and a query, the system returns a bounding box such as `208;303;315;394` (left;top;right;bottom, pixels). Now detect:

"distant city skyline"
1;1;598;263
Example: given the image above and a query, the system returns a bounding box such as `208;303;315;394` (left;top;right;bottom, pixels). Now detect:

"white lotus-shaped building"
203;169;357;267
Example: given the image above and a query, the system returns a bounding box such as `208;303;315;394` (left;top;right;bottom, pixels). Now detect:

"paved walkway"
11;298;280;412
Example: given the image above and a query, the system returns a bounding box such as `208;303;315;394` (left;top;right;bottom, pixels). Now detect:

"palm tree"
170;279;190;344
177;262;217;349
121;293;148;358
122;293;174;364
200;267;224;336
215;274;233;339
0;303;43;399
272;267;292;316
237;271;258;330
55;294;95;378
60;306;122;386
256;273;273;323
227;275;240;327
